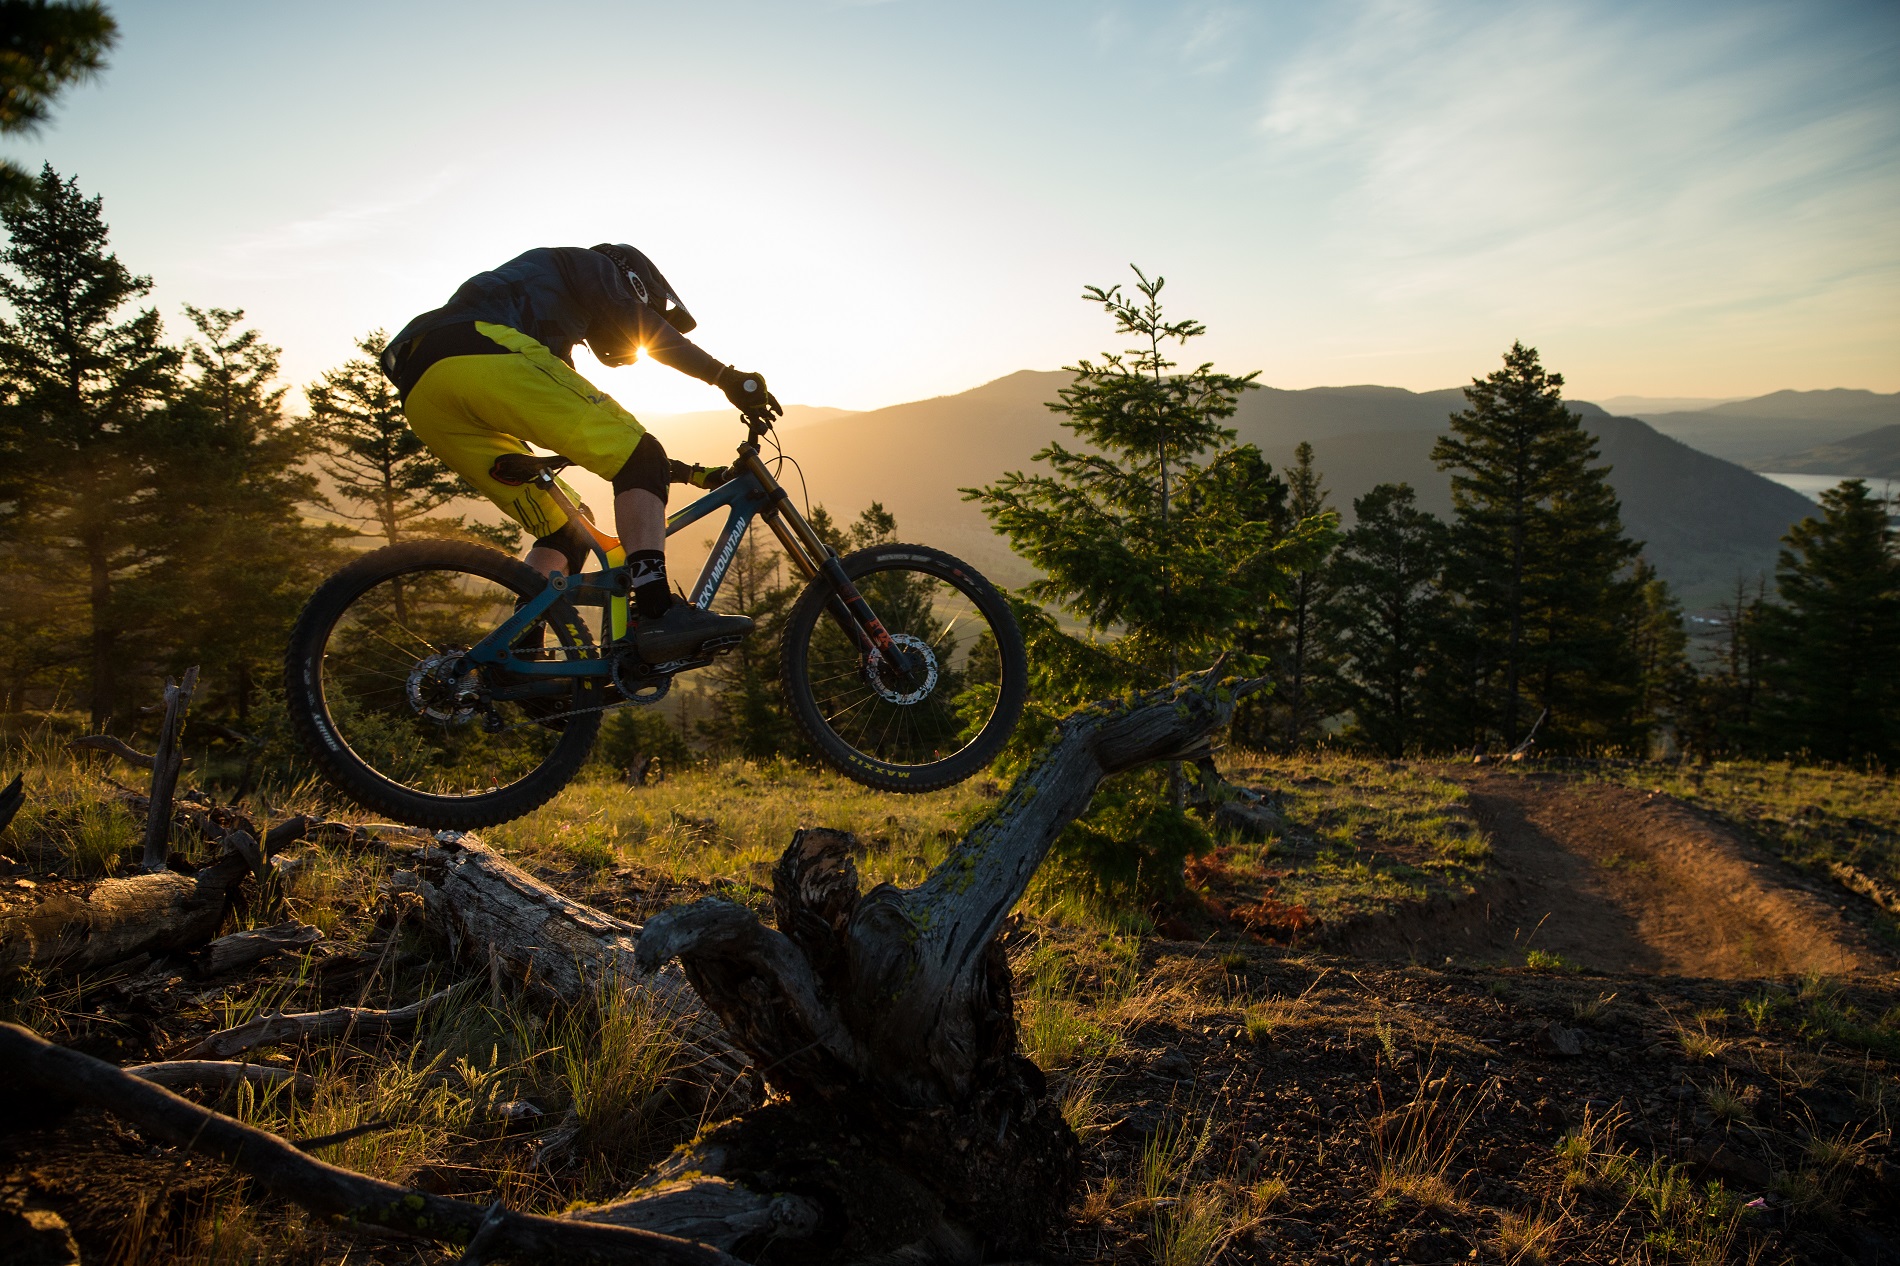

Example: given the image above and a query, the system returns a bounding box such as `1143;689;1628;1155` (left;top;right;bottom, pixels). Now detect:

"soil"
1325;770;1894;978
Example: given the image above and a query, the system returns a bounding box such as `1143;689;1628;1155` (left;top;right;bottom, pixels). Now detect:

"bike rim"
315;565;591;799
801;562;1009;769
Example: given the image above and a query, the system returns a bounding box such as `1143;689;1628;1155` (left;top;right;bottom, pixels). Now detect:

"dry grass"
1491;1209;1562;1265
5;738;1893;1264
1370;1066;1479;1213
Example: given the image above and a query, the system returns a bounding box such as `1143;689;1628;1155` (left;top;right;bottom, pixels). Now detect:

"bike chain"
485;654;688;733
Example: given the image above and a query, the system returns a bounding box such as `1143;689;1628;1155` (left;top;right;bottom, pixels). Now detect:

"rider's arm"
568;249;779;416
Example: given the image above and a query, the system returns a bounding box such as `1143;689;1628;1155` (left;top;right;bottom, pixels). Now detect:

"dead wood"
263;814;318;855
196;921;322;974
0;772;20;834
181;986;456;1060
0;1021;741;1264
124;1059;312;1094
593;665;1259;1261
403;835;751;1094
68;735;157;769
0;852;248;975
141;666;198;871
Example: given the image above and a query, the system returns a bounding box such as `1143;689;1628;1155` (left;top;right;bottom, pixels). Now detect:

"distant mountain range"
1763;424;1900;481
615;372;1820;611
1615;389;1900;469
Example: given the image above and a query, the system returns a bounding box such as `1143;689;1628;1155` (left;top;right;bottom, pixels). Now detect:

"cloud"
196;167;463;281
1179;4;1250;74
1254;0;1900;325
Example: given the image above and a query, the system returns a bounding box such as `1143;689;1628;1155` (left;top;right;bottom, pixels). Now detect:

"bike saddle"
490;453;574;486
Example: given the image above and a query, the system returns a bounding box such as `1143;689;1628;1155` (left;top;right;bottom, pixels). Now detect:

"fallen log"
573;664;1259;1261
0;851;249;975
182;986;456;1060
125;1060;311;1094
0;1021;740;1265
404;837;751;1097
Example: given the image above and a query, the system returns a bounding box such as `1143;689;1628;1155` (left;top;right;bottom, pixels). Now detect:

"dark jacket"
382;247;721;398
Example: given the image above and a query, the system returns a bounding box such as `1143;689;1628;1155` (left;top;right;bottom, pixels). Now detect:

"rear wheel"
283;540;604;828
780;543;1026;792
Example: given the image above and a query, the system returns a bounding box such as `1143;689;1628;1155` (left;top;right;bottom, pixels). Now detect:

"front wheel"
283;539;604;829
781;543;1026;793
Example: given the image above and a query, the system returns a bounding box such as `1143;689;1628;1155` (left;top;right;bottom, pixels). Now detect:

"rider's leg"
524;520;593;578
612;435;673;618
523;545;565;575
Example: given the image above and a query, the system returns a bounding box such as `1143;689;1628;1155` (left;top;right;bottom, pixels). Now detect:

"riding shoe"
634;601;753;665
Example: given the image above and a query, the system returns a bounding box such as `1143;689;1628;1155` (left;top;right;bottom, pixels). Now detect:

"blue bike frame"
456;428;901;683
458;468;773;678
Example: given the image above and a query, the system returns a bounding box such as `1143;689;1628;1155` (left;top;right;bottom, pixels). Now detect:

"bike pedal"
700;634;746;654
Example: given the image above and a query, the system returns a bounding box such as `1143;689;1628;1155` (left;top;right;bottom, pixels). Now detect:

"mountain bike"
283;415;1027;829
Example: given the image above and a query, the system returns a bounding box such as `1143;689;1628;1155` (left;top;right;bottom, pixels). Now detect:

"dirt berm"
1327;771;1892;977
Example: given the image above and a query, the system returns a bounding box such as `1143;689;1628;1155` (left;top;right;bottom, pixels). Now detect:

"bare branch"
0;1022;741;1264
182;987;455;1060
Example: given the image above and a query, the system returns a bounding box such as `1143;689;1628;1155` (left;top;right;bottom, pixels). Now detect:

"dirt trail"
1331;771;1892;977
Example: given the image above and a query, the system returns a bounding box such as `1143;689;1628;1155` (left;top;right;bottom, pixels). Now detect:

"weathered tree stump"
580;665;1258;1262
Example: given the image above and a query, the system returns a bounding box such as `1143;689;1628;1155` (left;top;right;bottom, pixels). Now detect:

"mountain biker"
380;244;773;664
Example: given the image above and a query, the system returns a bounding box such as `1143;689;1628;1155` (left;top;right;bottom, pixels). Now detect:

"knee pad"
532;520;593;574
612;433;669;501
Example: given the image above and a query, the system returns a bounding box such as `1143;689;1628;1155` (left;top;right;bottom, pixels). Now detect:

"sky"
15;0;1900;415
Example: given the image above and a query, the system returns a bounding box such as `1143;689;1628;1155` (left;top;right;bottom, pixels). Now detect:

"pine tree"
1430;342;1641;751
305;332;512;547
138;308;348;722
972;269;1313;689
1686;574;1769;757
970;268;1329;899
1261;441;1334;748
1755;480;1900;763
1626;561;1692;757
0;165;179;726
0;2;116;204
1319;482;1450;757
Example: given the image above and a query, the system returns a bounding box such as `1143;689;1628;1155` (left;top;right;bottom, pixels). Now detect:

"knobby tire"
284;540;602;829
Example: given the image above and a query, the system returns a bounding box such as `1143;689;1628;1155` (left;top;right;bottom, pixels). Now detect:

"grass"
1595;759;1900;899
0;736;145;877
1371;1066;1477;1213
1189;750;1489;934
1020;942;1121;1070
479;757;988;904
1491;1210;1561;1265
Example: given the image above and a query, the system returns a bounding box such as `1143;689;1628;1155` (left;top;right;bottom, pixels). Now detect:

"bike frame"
460;422;902;682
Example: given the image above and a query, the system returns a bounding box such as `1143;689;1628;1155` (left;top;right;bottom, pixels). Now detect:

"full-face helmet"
590;243;697;334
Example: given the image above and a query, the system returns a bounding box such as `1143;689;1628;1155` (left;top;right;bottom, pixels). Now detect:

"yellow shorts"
402;322;646;538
